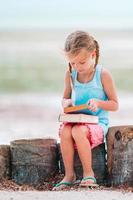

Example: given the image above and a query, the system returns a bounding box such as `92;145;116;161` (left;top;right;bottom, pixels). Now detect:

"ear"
92;50;96;58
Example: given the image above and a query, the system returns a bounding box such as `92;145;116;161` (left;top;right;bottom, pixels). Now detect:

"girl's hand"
87;99;99;112
62;98;73;108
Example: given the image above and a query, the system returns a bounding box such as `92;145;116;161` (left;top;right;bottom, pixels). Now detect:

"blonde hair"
64;31;99;73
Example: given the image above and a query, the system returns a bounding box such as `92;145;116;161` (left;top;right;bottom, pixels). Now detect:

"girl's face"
66;48;96;74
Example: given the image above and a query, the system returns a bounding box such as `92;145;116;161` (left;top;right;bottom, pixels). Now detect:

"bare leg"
59;124;76;182
72;124;94;178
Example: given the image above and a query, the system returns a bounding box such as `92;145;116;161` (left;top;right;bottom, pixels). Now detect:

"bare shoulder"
65;69;71;78
101;67;114;84
101;67;112;78
64;69;72;84
63;69;72;99
101;67;118;99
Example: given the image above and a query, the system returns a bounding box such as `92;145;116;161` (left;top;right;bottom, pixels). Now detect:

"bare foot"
80;176;99;188
52;174;76;191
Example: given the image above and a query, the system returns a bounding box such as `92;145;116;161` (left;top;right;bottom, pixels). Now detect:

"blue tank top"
71;64;109;138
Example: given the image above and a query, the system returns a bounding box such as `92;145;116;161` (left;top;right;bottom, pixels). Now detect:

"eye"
71;63;75;65
80;62;85;64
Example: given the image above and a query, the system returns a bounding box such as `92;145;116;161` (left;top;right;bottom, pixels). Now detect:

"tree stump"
107;126;133;186
0;145;11;180
10;138;59;185
58;143;107;185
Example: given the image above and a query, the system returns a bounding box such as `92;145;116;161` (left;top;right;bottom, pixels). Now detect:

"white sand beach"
0;91;133;144
0;0;133;198
0;190;133;200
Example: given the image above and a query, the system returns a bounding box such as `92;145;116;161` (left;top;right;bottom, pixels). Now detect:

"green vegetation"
0;59;65;93
0;29;132;93
0;61;132;93
110;68;133;92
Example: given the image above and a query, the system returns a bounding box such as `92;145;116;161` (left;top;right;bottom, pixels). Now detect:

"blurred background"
0;0;133;144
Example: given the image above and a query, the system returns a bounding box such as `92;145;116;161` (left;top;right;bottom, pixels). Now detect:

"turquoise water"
0;0;133;29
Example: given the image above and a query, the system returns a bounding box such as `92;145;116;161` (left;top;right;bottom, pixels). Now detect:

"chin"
78;70;85;74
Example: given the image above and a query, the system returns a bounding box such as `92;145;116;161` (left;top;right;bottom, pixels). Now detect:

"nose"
72;63;82;71
74;63;81;69
77;65;83;71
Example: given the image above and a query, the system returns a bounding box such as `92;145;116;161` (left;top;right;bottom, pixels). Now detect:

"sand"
0;92;133;199
0;91;133;144
0;190;133;200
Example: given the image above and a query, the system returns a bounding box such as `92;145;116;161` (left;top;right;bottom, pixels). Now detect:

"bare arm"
63;70;72;99
88;68;119;112
98;68;119;111
61;70;73;108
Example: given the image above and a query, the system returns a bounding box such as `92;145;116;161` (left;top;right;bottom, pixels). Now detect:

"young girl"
53;30;119;190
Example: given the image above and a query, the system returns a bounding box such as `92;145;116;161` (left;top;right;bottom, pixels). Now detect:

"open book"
58;113;98;123
64;104;90;114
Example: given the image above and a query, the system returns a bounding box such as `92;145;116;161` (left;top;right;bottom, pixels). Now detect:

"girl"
53;30;119;190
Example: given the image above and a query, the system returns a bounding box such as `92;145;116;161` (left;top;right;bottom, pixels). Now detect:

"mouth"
78;69;84;73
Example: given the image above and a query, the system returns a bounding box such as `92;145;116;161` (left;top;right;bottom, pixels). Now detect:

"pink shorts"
59;122;104;149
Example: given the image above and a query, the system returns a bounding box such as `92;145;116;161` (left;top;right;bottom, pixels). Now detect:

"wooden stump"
107;126;133;186
58;143;107;185
10;138;59;185
0;145;11;180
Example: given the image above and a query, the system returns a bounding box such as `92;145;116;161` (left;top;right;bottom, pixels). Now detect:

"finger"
89;99;93;104
89;106;95;111
87;100;90;105
91;106;97;112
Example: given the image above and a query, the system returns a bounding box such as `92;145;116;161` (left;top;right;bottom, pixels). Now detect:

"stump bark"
107;126;133;186
10;138;59;185
0;145;11;179
58;143;107;185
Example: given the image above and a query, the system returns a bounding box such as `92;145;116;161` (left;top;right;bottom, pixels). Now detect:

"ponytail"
94;40;100;68
68;62;72;73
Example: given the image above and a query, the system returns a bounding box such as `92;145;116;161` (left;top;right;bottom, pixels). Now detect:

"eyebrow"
79;59;86;62
71;57;87;63
71;60;85;63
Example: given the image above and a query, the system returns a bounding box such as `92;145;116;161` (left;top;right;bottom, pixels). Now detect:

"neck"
85;63;96;76
77;64;96;83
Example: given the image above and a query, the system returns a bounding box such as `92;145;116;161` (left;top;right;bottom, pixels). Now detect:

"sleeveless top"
71;65;109;139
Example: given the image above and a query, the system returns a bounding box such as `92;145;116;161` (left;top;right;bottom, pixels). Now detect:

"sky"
0;0;133;29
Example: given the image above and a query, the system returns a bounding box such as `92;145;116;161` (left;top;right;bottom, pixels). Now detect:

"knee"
60;124;72;140
72;124;88;140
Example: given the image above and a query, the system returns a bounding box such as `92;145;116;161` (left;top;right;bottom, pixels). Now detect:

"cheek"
83;62;90;68
88;57;95;65
72;65;77;70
